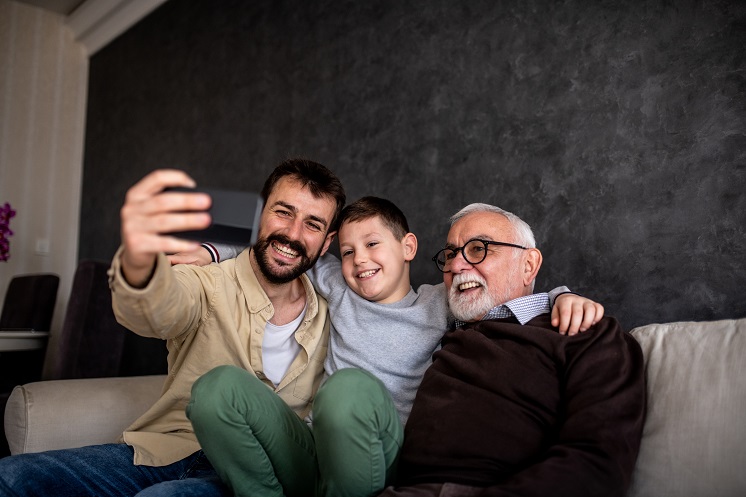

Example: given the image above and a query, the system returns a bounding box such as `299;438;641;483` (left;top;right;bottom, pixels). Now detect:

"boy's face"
338;216;416;304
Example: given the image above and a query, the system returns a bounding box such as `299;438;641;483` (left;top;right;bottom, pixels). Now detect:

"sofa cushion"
4;375;165;455
628;318;746;497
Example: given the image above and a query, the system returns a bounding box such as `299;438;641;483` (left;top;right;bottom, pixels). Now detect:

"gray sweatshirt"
309;254;449;425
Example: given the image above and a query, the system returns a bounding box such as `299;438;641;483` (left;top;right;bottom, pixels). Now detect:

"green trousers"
187;366;403;497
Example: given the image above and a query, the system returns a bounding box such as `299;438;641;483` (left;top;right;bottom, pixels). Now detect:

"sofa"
4;318;745;497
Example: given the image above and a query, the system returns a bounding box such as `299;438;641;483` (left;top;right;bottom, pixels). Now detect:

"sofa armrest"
4;375;166;455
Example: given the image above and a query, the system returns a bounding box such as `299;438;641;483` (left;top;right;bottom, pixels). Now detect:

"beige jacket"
109;247;330;466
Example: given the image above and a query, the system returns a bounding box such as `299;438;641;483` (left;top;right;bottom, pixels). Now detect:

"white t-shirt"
262;305;306;386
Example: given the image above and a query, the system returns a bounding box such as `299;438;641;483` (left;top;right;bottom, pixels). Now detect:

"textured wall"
81;0;746;329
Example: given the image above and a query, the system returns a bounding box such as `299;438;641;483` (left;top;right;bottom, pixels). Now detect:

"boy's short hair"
340;196;410;240
261;158;346;232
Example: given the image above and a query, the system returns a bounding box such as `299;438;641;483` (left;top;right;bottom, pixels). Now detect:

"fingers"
167;247;213;266
590;302;604;324
120;169;212;281
552;295;605;336
121;170;211;243
551;305;564;333
124;169;196;203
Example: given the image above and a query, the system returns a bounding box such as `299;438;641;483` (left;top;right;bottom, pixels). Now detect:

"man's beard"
447;267;521;322
253;234;320;285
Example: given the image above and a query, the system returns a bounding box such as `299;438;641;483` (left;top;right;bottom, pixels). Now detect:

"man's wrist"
119;251;158;289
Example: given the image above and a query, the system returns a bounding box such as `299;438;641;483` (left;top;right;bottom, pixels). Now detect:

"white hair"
449;203;537;249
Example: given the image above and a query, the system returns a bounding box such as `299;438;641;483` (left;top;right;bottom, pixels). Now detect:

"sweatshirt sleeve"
202;242;246;262
547;285;571;307
306;253;346;300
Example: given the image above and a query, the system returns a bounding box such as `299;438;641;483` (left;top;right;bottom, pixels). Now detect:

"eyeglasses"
431;238;527;273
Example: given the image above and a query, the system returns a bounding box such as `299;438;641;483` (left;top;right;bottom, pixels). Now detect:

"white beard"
448;266;522;322
448;272;494;322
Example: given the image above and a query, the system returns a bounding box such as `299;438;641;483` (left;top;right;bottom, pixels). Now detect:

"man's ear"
401;232;418;262
522;248;542;287
320;231;337;257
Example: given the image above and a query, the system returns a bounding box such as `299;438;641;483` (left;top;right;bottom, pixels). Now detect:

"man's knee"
188;365;264;423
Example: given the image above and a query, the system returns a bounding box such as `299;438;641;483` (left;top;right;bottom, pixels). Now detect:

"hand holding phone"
162;187;263;245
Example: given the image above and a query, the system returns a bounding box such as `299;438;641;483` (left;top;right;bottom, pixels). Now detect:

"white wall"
0;0;169;378
0;0;88;376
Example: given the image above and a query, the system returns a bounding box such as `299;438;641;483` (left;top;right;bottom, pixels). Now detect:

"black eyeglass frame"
431;238;527;273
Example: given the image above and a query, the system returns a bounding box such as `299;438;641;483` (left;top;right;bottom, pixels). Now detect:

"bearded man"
379;203;646;497
0;159;345;497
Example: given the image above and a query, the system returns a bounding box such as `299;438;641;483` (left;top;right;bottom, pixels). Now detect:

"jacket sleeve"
109;247;215;340
462;318;646;497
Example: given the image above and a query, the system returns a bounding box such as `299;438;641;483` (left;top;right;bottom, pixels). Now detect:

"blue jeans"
0;443;230;497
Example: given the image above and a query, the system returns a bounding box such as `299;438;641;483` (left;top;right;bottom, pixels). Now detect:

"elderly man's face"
443;211;532;322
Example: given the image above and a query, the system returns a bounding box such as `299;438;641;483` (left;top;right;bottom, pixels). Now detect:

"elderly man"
379;203;646;497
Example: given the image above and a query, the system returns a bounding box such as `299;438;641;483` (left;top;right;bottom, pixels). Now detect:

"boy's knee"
315;368;388;421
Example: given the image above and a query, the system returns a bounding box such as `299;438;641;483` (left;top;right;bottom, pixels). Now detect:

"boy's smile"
339;216;417;304
356;268;379;279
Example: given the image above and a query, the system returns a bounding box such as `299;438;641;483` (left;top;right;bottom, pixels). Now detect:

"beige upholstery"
4;375;165;455
3;319;745;497
627;319;746;497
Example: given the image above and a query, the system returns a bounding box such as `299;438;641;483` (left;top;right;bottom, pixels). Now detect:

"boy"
181;196;602;497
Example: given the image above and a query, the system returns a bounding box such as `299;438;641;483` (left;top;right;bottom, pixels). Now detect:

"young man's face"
443;211;529;322
253;176;337;285
338;216;416;304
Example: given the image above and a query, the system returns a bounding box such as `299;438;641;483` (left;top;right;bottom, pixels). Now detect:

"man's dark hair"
261;158;346;232
339;196;410;240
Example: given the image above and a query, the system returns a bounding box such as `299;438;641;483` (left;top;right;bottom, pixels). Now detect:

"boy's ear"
320;231;337;257
402;232;418;262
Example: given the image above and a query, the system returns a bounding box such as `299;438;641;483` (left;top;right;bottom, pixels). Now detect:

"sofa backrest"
627;318;746;497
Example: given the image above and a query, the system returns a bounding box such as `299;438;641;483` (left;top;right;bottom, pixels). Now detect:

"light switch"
35;238;50;255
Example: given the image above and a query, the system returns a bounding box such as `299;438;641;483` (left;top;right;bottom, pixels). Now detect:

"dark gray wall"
81;0;746;330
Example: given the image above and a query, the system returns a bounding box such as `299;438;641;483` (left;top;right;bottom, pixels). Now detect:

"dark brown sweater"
396;314;645;497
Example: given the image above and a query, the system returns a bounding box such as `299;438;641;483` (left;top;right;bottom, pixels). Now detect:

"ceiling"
10;0;170;55
12;0;86;15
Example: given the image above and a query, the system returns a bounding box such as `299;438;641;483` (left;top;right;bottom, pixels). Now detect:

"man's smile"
458;281;482;292
272;241;300;259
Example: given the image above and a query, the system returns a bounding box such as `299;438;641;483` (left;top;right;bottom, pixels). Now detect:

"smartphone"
163;187;263;245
